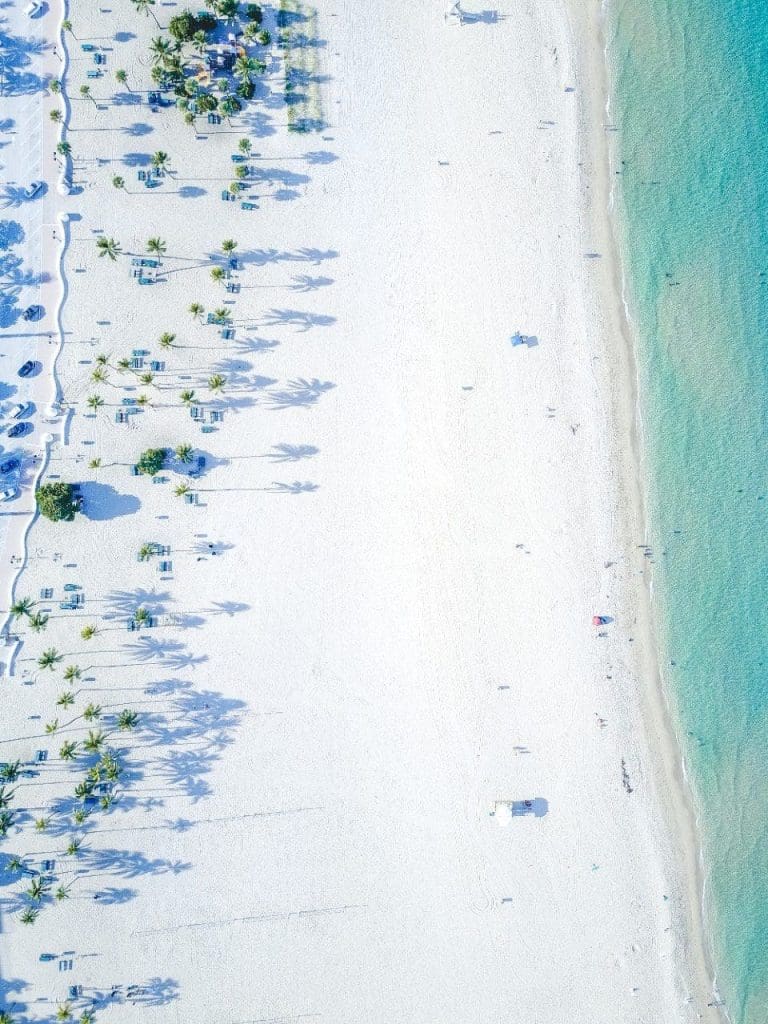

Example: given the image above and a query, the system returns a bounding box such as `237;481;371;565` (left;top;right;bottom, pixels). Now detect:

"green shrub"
136;449;167;476
36;482;79;522
246;3;263;23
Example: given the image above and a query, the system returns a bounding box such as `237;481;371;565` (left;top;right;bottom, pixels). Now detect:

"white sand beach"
0;0;720;1021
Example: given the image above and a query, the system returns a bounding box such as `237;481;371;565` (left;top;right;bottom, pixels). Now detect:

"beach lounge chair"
210;410;223;422
241;201;257;210
39;954;56;962
127;619;137;631
81;43;95;51
184;492;196;504
190;406;203;420
115;412;128;423
225;282;240;294
42;859;55;872
158;561;172;573
36;749;47;762
221;327;235;340
121;397;137;406
68;986;82;1000
131;465;140;476
39;587;53;599
231;154;246;163
201;424;215;433
149;360;164;371
63;584;80;591
86;69;101;78
138;277;154;284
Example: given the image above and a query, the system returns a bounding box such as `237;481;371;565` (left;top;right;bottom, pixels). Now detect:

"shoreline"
0;1;730;1019
565;0;725;1016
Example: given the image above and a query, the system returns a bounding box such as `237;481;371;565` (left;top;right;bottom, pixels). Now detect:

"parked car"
24;1;42;16
0;458;21;474
22;305;43;322
24;180;43;198
17;360;37;378
0;487;17;501
10;403;31;420
7;422;32;438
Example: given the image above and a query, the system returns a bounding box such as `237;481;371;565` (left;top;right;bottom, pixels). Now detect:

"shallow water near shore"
607;1;768;1019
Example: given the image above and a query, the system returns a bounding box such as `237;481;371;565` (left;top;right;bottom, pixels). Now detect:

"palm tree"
50;109;62;123
117;709;139;731
45;719;59;734
139;372;155;387
117;357;132;372
0;787;16;809
88;458;101;469
59;740;78;761
50;77;62;93
83;703;102;722
147;237;166;256
87;394;104;411
100;753;123;781
96;236;121;260
133;0;162;28
61;18;72;31
80;624;97;640
100;793;116;811
220;96;240;121
26;876;48;902
83;730;106;754
95;353;110;366
38;649;62;671
0;810;14;835
0;762;21;782
137;393;151;407
0;1012;14;1024
28;612;49;633
180;389;196;406
213;307;231;323
64;665;81;683
91;367;108;385
20;907;38;925
234;55;263;85
184;110;196;129
35;816;50;832
189;302;204;320
55;884;72;902
159;331;176;349
134;607;150;626
210;266;225;284
192;28;207;51
66;839;83;857
74;781;93;800
56;1003;73;1022
73;808;89;825
151;150;171;173
10;596;34;618
175;443;194;463
112;175;125;189
79;1012;95;1024
56;141;72;158
6;855;23;871
208;373;226;393
138;543;155;561
228;180;243;195
174;483;190;498
222;239;238;255
115;68;128;86
56;691;75;708
79;84;92;102
238;138;251;155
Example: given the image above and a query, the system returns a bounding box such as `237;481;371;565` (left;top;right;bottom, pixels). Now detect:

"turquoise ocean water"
607;1;768;1020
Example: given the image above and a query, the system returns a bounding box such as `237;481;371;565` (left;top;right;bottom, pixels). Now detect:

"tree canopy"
137;448;168;476
36;482;79;522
